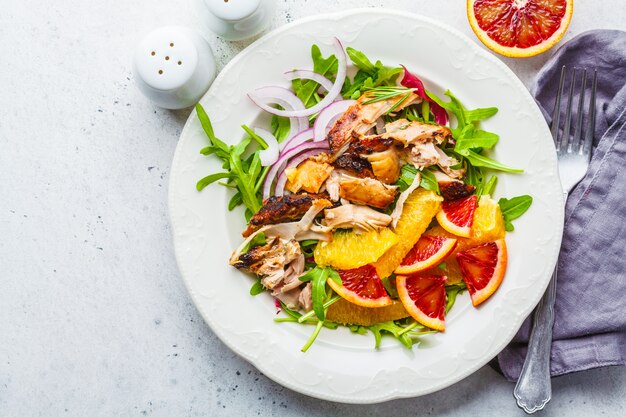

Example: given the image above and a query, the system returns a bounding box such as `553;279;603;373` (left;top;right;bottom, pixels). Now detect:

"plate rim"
168;7;564;403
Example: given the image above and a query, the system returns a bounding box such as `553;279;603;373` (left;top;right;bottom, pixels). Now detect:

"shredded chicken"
382;118;451;145
298;282;313;312
322;203;392;232
243;193;332;237
389;172;421;229
405;142;440;167
324;170;398;209
434;147;465;179
327;93;420;157
230;200;336;311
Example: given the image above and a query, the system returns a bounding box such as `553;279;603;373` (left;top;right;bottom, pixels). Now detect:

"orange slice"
396;274;447;332
436;195;477;238
327;264;392;308
395;235;458;275
467;0;574;58
456;239;508;306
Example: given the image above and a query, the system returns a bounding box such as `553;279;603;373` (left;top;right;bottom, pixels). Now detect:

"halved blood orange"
467;0;574;58
436;195;477;238
327;264;392;308
456;239;508;306
395;235;458;275
396;274;447;331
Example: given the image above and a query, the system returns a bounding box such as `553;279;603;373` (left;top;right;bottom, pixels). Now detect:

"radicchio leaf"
400;65;448;126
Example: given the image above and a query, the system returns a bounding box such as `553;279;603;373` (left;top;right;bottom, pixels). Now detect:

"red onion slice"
249;38;347;118
250;86;309;135
255;128;279;167
279;128;314;152
284;70;334;92
313;99;356;142
274;148;330;196
262;140;330;199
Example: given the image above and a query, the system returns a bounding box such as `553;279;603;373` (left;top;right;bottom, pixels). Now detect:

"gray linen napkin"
497;30;626;381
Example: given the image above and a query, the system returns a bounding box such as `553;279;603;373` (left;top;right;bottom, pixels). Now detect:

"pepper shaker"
196;0;275;41
133;26;216;110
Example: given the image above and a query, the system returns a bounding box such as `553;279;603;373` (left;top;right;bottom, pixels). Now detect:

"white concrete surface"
0;1;624;416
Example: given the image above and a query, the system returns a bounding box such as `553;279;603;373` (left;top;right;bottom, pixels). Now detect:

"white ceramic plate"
169;9;564;403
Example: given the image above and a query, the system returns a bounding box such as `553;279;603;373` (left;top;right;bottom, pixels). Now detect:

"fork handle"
513;264;558;413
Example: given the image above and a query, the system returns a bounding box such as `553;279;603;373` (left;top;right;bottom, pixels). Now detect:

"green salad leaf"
341;47;402;99
195;104;269;214
395;164;440;194
249;279;265;296
445;283;467;314
498;195;533;231
292;45;338;108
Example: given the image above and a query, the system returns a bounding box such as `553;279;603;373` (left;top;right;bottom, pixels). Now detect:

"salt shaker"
196;0;275;41
133;26;216;110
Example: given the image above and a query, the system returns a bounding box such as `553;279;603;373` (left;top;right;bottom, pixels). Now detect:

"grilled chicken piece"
325;170;398;209
298;282;313;312
230;200;335;310
433;170;475;200
243;193;331;237
327;93;419;157
405;141;440;167
349;135;396;153
345;136;401;184
332;153;374;178
363;148;401;184
382;118;452;145
232;238;302;286
285;159;334;194
322;204;392;232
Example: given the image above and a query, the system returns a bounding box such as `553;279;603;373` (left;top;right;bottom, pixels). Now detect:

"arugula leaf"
242;232;267;254
195;104;265;213
461;149;523;173
271;115;291;143
341;48;402;99
292;45;338;108
498;195;533;231
381;276;398;299
196;172;232;191
445;283;467;314
426;90;498;130
420;169;440;194
241;125;268;149
249;279;265;296
482;175;498;197
465;107;498;123
454;130;499;152
346;47;376;74
299;266;336;321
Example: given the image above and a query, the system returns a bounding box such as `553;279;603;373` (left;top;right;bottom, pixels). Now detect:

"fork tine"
551;66;566;150
570;69;587;153
560;68;577;153
582;70;597;156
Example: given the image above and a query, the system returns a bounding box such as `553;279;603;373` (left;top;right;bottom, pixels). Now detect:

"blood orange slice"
396;274;447;331
436;195;477;238
467;0;574;58
395;235;458;275
327;265;392;308
456;239;508;306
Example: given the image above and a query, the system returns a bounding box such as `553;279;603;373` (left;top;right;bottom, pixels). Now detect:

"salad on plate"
195;39;532;352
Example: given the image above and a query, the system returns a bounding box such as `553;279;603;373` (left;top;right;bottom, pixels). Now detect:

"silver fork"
514;66;597;414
